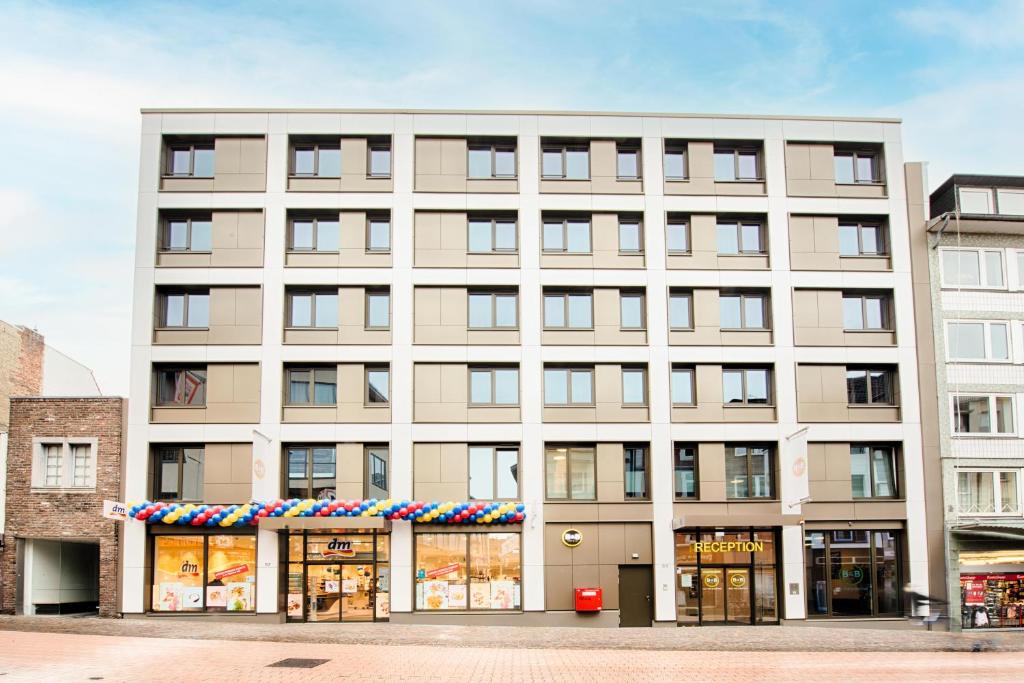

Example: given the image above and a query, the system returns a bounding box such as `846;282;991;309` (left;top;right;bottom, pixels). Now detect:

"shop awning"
952;522;1024;541
261;516;389;531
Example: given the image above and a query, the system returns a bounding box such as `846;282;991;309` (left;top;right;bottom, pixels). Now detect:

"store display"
961;574;1024;629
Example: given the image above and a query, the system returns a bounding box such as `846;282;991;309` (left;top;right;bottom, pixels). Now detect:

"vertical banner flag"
783;427;810;509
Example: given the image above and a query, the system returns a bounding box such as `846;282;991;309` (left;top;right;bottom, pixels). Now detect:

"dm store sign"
321;538;356;559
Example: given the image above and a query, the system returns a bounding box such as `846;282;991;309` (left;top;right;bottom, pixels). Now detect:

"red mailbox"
574;587;603;612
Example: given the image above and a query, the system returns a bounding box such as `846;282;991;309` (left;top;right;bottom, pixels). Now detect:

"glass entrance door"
700;569;725;622
725;568;752;624
306;564;342;622
340;564;374;622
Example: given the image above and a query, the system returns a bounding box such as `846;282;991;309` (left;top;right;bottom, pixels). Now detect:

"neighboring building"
123;109;942;626
926;175;1024;630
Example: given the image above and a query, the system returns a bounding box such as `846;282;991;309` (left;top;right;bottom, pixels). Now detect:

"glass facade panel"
152;535;256;613
415;533;520;611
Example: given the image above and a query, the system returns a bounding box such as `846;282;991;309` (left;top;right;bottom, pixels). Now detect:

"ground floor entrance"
674;528;779;625
286;529;390;622
16;538;100;615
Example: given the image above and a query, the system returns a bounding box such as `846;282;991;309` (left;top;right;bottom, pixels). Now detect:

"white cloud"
897;0;1024;49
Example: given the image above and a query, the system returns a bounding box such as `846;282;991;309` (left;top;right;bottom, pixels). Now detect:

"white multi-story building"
123;109;942;626
927;175;1024;631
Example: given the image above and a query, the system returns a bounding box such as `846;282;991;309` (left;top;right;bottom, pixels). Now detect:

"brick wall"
1;397;125;617
0;322;44;431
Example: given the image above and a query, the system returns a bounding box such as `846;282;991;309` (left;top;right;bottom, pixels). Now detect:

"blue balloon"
515;503;525;512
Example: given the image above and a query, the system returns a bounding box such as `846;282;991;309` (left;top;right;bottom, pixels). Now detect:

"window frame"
616;143;641;180
364;289;391;330
956;468;1022;517
544;444;597;501
939;247;1007;290
619;291;646;330
543;367;595;406
151;445;204;502
951;394;1016;437
725;445;775;500
365;214;392;253
841;293;892;331
669;290;694;330
287;214;341;253
542;216;592;254
543;291;594;330
283;366;338;407
467;216;519;254
467;290;519;330
32;438;98;491
617;216;644;254
621;366;648;406
366;141;392;179
718;291;769;330
845;367;898;406
671;366;696;406
468;445;521;501
290;141;341;178
849;445;899;499
283;445;337;500
160;214;213;253
468;366;520;407
364;365;391;407
945;320;1011;363
365;445;390;496
713;146;762;182
838;220;888;257
666;218;691;255
286;289;339;329
716;219;766;255
156;289;210;329
467;142;518;179
165;142;214;178
541;143;590;180
722;367;773;406
663;142;689;181
673;443;699;500
153;367;207;407
623;444;650;500
833;149;882;185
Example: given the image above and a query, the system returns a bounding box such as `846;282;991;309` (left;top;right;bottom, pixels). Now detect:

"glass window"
155;368;207;406
468;144;516;179
42;444;62;487
714;150;735;181
366;291;390;329
288;291;337;328
367;447;389;496
726;446;773;499
544;292;593;329
469;292;517;329
415;533;521;611
469;368;519;406
167;143;214;178
366;368;390;404
622;368;647;405
664;145;687;180
367;217;390;252
845;368;895;405
667;220;690;253
719;293;766;329
545;446;595;500
543;145;589;179
674;444;697;499
71;444;91;487
565;148;589;179
368;144;391;177
494;148;516;178
842;294;889;330
714;148;760;181
468;147;491;178
941;249;1005;288
617;147;639;179
619;220;642;252
468;219;491;252
953;395;1014;434
947;321;1010;361
997;189;1024;215
717;220;763;254
469;446;519;500
671;367;695;405
805;530;902;618
286;446;336;500
318;145;341;177
838;222;886;257
850;446;897;498
153;446;204;501
162;216;213;252
669;292;692;329
541;148;563;178
624;446;649;499
289;217;340;252
723;368;770;405
286;367;337;406
544;368;593;405
542;218;591;253
959;188;994;214
152;535;256;613
194;147;215;177
620;293;644;329
834;151;879;184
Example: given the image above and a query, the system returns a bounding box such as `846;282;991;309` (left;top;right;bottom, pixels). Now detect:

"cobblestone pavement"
0;614;1021;652
0;630;1022;682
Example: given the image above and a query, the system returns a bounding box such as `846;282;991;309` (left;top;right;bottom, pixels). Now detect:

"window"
154;368;207;406
997;189;1024;215
545;445;596;500
618;217;642;253
285;366;337;406
469;446;519;500
544;367;594;405
542;217;591;253
291;141;341;177
287;290;338;328
958;187;994;214
620;292;645;329
716;219;764;255
674;444;697;499
957;470;1020;515
367;215;391;252
543;292;593;329
850;446;898;498
368;141;392;178
947;321;1010;361
842;293;890;330
805;530;902;617
166;142;214;177
365;290;390;329
157;290;209;328
468;217;518;253
624;445;649;499
152;535;256;612
845;368;896;405
617;144;640;180
468;143;516;179
726;446;773;499
153;445;203;501
664;143;687;180
666;219;690;253
722;368;771;405
719;292;767;330
469;367;520;406
622;367;647;405
941;248;1005;288
834;150;880;184
367;447;389;496
468;291;518;329
713;147;760;181
286;446;336;499
542;143;589;180
669;291;693;329
953;395;1015;435
414;532;521;610
289;215;340;252
671;366;695;405
33;440;96;490
161;215;212;252
838;221;886;257
366;367;390;405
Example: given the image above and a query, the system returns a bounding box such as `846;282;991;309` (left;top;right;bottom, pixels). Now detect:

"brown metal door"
618;565;653;627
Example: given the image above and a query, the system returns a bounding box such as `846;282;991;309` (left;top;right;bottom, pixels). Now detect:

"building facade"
927;175;1024;630
123;109;942;626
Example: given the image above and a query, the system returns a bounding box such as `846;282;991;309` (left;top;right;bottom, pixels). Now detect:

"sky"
0;0;1022;395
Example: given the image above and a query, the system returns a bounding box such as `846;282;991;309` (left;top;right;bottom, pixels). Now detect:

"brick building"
1;397;125;616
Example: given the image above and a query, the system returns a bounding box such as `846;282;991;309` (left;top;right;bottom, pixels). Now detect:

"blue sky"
1;0;1021;394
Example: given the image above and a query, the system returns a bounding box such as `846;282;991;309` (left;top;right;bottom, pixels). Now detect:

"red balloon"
514;512;524;521
257;509;268;517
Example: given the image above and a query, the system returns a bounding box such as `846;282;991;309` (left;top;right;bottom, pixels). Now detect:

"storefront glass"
286;530;389;622
960;548;1024;629
415;532;521;611
151;534;256;612
804;530;902;618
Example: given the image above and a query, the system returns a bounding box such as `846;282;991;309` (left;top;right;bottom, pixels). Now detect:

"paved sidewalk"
0;614;1020;652
0;630;1021;682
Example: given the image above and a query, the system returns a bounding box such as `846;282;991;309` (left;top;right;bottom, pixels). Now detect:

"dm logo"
323;538;355;558
180;560;198;574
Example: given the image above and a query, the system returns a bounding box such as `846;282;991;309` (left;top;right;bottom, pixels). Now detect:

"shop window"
286;446;336;500
804;530;902;618
415;532;521;611
152;534;256;612
961;571;1024;629
725;446;773;499
152;446;203;502
544;445;596;500
468;446;519;501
